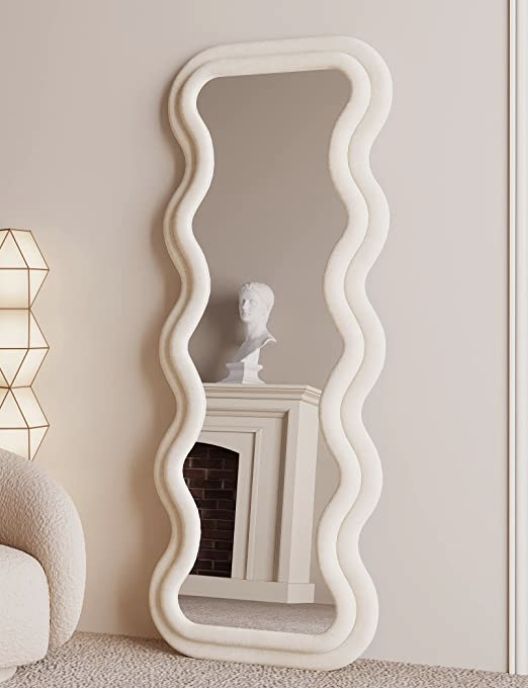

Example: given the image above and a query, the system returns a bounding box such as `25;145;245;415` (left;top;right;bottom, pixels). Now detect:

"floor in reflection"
180;596;335;634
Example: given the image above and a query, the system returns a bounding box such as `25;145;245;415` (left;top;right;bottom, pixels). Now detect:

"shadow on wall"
194;295;241;383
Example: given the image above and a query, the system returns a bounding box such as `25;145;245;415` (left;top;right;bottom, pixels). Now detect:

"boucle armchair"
0;448;85;682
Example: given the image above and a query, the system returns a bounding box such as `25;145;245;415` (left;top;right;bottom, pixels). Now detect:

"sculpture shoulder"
234;332;276;362
259;332;276;348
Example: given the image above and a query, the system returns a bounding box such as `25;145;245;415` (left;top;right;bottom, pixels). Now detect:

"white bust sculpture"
221;282;276;384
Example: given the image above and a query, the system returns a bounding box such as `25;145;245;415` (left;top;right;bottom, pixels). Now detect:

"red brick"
184;442;239;578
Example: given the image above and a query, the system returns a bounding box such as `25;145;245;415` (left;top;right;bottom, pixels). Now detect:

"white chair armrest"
0;448;85;649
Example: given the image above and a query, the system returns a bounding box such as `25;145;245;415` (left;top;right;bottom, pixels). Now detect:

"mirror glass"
181;69;350;634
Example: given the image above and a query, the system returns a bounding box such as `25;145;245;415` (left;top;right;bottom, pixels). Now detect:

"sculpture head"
239;282;274;329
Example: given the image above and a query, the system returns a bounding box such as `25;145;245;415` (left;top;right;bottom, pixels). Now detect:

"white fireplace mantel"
181;382;321;603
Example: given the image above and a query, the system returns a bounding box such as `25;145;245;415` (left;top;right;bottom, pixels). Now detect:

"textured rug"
180;596;335;633
3;632;528;688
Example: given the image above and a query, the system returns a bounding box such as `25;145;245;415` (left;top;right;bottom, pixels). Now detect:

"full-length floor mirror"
150;37;392;670
181;68;348;635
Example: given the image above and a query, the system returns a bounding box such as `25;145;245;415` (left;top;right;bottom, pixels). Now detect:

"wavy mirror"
150;37;392;670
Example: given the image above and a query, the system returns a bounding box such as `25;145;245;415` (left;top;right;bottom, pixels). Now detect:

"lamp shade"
0;229;49;459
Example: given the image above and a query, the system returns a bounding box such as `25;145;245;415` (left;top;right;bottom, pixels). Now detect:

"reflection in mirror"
181;69;350;634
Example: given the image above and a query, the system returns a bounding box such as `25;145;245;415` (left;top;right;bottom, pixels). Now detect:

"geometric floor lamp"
0;228;49;459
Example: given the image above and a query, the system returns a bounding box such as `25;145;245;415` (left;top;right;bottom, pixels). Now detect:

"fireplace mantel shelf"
204;382;322;407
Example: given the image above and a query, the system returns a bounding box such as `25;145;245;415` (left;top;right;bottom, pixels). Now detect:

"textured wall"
0;0;508;671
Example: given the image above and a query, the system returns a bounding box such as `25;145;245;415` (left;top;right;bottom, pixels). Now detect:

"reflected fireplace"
180;382;320;604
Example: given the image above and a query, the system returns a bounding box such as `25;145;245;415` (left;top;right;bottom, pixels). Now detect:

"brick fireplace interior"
183;442;239;578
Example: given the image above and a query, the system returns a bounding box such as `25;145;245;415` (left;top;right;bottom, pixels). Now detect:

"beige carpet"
3;632;528;688
180;595;335;633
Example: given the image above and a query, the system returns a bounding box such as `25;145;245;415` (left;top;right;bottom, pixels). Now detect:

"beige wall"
0;0;507;672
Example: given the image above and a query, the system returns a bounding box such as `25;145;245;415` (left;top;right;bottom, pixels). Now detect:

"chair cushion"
0;545;49;668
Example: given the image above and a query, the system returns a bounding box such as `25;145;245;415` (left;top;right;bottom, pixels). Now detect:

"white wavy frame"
150;36;392;670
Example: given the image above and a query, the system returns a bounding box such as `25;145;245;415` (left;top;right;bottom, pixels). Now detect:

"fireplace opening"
183;442;239;578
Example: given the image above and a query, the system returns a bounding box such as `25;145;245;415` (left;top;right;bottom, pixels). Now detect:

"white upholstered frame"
149;36;392;670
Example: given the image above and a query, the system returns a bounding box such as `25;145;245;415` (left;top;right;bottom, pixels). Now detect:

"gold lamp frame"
0;228;49;459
